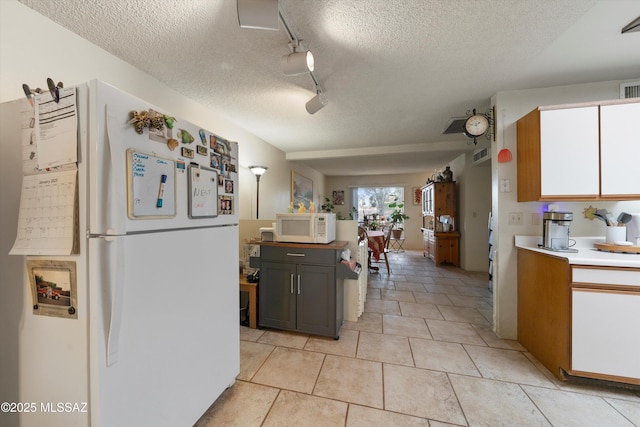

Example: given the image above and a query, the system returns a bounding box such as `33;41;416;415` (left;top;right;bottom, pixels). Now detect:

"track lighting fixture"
305;87;328;114
281;50;314;76
237;2;328;114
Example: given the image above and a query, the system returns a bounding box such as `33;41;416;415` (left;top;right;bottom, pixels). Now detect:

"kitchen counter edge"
515;236;640;268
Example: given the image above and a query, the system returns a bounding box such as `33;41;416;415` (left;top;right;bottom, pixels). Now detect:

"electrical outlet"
509;212;523;225
500;179;511;193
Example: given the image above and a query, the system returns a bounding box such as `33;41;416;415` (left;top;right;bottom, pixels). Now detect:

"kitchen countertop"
515;236;640;268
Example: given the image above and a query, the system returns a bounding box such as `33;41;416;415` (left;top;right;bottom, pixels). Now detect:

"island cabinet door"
572;289;640;382
296;264;336;337
259;261;297;330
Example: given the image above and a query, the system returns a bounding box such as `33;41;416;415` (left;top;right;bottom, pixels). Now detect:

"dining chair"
369;227;391;274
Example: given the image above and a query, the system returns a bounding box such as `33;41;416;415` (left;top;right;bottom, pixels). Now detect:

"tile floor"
195;250;640;426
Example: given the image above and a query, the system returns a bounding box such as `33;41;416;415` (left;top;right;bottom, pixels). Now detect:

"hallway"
196;250;640;426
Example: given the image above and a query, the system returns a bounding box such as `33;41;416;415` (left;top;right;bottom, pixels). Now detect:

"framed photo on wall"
413;186;422;205
332;190;345;205
291;171;313;208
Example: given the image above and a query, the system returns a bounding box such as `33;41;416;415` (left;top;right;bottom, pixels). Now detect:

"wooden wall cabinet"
257;242;347;339
420;182;459;266
516;99;640;201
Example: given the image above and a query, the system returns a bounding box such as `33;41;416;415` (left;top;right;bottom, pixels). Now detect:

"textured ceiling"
18;0;640;176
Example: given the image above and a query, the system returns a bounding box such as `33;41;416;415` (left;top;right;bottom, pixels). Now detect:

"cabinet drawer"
572;267;640;287
261;245;338;265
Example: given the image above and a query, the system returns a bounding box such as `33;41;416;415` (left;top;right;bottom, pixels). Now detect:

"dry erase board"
126;150;176;218
188;164;218;218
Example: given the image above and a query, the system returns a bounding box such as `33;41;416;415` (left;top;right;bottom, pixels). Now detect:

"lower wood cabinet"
257;242;346;339
518;249;640;385
421;229;459;266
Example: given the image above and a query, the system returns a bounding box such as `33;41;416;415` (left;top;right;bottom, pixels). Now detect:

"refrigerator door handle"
105;105;125;235
103;234;125;366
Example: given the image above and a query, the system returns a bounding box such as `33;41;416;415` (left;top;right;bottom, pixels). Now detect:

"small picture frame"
413;187;422;205
219;195;234;215
27;259;78;319
181;147;194;159
332;190;345;205
196;145;208;156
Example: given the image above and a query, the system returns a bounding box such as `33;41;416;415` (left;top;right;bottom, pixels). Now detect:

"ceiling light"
281;51;314;76
237;0;279;30
305;89;328;114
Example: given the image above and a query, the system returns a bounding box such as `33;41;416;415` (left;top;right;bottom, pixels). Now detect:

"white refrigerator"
1;80;239;427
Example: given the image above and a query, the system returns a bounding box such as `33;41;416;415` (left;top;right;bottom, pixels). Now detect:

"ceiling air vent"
442;117;468;134
620;81;640;99
473;146;490;165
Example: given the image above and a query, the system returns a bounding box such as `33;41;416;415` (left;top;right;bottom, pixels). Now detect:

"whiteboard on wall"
188;164;218;218
126;150;176;218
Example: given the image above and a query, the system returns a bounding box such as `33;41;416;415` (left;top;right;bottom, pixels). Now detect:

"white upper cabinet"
600;102;640;197
540;107;600;198
517;99;640;201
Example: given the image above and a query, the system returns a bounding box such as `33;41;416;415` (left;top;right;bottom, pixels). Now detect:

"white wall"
491;79;640;339
457;151;492;272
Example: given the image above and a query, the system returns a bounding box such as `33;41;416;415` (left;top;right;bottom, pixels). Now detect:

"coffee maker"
541;211;578;252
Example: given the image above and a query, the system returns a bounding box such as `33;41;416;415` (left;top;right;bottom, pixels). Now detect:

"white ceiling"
18;0;640;176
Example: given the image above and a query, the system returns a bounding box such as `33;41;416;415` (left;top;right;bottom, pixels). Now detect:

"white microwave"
275;213;336;244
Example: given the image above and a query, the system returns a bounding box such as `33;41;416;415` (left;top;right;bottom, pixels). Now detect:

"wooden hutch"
420;181;459;266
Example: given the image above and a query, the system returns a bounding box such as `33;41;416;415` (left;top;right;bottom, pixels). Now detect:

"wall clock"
463;108;493;144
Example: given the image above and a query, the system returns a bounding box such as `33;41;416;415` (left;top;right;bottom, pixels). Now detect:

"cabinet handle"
286;253;306;257
297;275;301;294
290;274;294;294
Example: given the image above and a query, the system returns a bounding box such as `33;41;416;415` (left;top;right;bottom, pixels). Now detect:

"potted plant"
388;198;409;239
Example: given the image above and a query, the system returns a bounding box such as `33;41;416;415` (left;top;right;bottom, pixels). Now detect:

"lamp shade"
305;92;328;114
249;165;268;176
281;51;314;75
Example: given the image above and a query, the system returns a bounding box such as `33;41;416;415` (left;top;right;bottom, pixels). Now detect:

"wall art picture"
332;190;345;205
291;171;313;208
413;186;422;205
27;259;78;319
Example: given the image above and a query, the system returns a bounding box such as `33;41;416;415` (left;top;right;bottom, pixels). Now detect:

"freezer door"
88;226;239;426
86;80;239;235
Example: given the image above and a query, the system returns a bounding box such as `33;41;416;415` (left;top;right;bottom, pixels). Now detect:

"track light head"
281;51;314;76
305;91;328;114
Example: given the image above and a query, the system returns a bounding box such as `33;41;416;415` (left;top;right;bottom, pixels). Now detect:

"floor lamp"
249;166;268;219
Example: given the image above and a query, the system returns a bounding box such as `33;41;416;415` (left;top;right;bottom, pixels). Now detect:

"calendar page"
9;169;79;255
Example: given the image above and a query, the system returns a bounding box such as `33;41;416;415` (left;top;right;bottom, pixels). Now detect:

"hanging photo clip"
21;77;65;107
47;78;64;103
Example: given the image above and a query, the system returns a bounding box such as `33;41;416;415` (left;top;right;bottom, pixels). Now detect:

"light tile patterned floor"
196;250;640;427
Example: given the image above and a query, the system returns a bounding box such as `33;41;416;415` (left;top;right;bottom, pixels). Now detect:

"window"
351;186;404;228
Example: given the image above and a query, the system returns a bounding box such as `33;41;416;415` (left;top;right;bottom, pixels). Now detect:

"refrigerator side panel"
0;99;27;427
88;80;239;235
1;97;90;427
89;226;239;426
